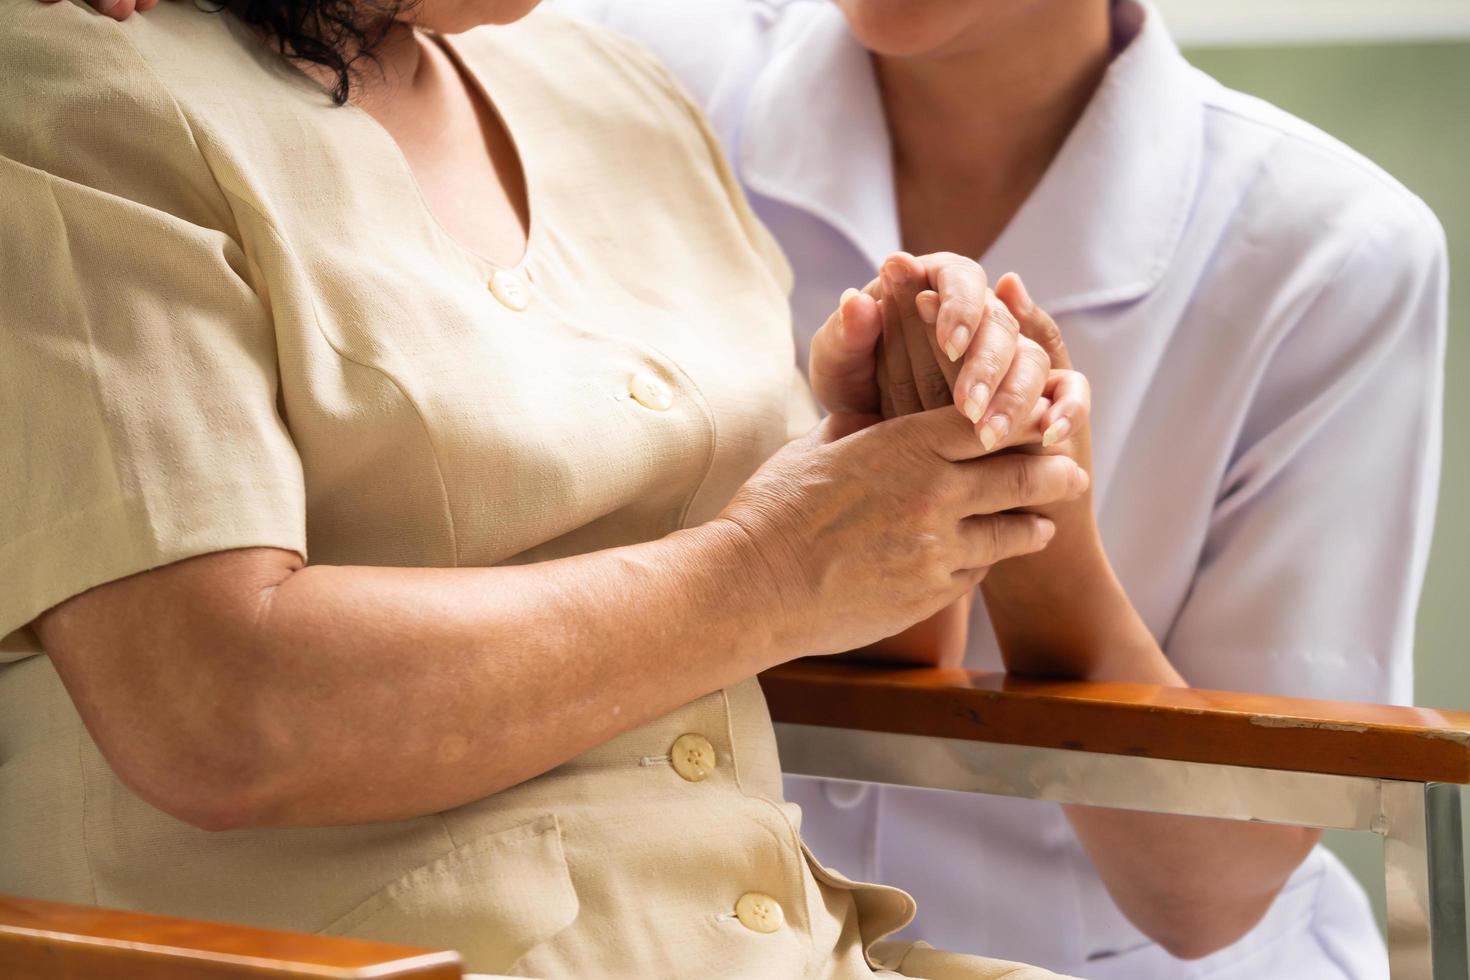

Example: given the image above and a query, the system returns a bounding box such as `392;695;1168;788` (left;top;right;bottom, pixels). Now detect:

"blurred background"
1158;0;1469;934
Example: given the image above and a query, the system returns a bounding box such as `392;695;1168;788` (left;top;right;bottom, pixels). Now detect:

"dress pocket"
321;813;579;975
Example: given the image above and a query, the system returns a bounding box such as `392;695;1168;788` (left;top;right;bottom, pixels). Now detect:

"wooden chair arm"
0;895;463;979
760;658;1470;784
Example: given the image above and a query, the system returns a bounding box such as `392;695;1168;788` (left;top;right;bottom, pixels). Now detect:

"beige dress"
0;3;1066;978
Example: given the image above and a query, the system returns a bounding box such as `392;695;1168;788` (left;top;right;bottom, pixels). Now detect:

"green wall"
1183;39;1470;936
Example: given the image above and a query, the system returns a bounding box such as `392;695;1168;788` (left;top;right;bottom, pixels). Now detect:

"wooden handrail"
760;658;1470;784
0;895;462;979
10;666;1468;976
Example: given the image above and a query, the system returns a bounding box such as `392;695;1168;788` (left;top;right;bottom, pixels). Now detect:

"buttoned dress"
561;1;1449;977
0;2;1087;979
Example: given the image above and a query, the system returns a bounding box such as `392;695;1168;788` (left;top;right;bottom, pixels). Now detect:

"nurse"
552;1;1448;978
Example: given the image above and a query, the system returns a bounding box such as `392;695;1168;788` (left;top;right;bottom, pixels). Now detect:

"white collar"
738;0;1204;314
740;6;901;273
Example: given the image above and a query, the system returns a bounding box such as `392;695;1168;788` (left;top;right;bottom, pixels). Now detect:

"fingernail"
963;383;988;424
837;289;859;340
1013;275;1034;314
884;260;907;286
1042;417;1070;447
97;0;121;10
917;291;940;323
946;326;970;362
980;415;1009;451
1075;464;1091;493
1037;518;1057;543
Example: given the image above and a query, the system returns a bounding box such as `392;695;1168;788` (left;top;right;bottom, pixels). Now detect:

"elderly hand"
718;404;1089;659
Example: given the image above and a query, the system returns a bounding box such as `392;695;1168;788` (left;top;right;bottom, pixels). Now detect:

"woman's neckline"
288;22;543;273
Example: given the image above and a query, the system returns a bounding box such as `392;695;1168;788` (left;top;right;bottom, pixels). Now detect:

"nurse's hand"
810;252;1052;450
992;272;1086;443
717;404;1090;658
887;262;1091;466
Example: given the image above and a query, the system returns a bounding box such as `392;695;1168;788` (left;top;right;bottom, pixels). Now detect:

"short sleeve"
0;14;305;652
1162;197;1447;705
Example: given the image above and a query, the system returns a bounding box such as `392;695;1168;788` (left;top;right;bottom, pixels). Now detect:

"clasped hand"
717;252;1093;660
812;251;1089;456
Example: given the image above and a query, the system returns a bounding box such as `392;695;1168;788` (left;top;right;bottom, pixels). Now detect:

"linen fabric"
0;3;1074;978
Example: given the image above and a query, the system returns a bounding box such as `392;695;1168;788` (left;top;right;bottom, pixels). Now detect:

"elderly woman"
0;0;1094;977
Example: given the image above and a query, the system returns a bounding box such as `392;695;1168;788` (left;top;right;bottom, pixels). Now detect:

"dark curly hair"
226;0;417;104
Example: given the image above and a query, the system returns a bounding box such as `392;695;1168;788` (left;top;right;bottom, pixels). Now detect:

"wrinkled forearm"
252;524;786;824
43;522;787;831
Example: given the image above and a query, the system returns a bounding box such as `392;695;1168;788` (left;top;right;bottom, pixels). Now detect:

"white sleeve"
1162;199;1448;705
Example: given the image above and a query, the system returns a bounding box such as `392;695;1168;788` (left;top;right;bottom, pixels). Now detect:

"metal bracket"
774;723;1470;979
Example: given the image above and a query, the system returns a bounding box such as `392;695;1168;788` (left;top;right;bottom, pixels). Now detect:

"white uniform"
562;1;1448;976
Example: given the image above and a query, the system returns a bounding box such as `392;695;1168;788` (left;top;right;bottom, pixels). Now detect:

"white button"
669;733;716;782
489;269;529;311
628;370;674;411
735;892;784;933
